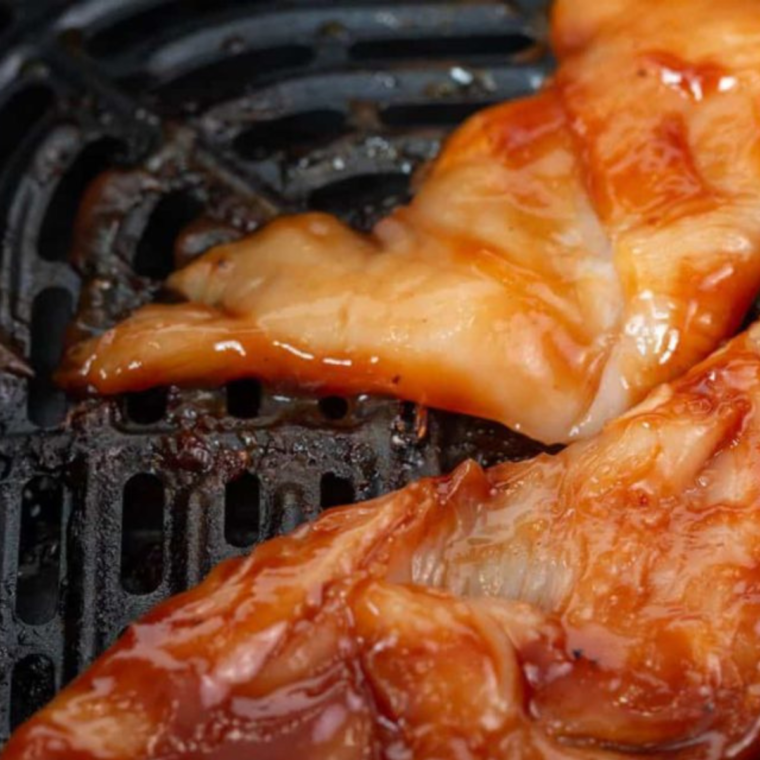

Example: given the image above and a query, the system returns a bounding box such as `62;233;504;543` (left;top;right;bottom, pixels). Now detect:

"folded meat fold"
10;322;760;758
56;0;760;444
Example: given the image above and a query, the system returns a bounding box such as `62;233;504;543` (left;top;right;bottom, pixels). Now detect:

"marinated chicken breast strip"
57;0;760;443
12;322;760;758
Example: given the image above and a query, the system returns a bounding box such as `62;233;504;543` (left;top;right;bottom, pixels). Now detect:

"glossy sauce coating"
57;0;760;444
11;323;760;759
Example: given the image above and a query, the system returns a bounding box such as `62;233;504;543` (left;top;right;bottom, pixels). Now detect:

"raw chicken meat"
57;0;760;444
11;321;760;759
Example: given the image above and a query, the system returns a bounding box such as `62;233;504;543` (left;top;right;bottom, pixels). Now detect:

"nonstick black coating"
0;0;553;742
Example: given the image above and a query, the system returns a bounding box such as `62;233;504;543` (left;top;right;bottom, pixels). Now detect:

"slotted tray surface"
0;0;552;742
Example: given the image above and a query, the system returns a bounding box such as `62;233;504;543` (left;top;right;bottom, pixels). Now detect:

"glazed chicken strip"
11;322;760;759
57;0;760;444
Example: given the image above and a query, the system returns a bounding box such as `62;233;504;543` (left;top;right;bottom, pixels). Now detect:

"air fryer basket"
0;0;553;742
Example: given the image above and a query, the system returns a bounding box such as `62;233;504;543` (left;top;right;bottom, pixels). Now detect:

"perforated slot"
226;378;261;419
400;400;417;431
318;396;348;421
122;387;168;425
10;655;55;731
16;477;63;625
28;288;73;428
149;47;314;113
382;101;494;128
350;34;534;61
0;86;53;180
0;5;12;36
309;173;410;228
320;473;355;509
233;109;348;160
120;474;165;594
225;472;260;547
38;138;126;263
133;191;203;279
86;0;269;58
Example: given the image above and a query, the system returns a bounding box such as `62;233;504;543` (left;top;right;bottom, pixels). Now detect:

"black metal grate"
0;0;553;743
